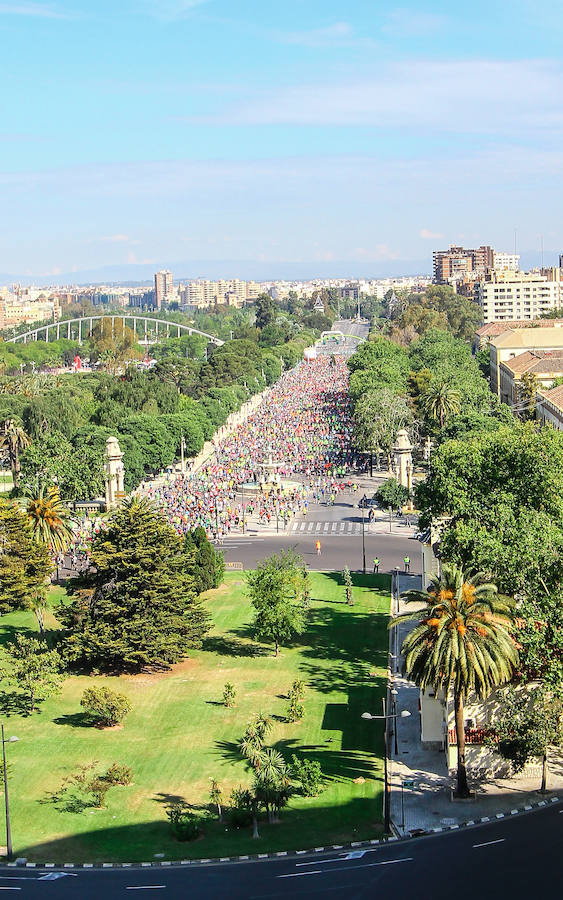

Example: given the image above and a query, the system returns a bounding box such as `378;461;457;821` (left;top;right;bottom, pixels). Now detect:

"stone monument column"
392;429;413;489
104;436;125;510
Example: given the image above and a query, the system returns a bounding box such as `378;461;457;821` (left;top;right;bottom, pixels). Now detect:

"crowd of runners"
142;356;363;540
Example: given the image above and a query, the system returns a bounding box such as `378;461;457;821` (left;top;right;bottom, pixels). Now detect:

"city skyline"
2;0;563;277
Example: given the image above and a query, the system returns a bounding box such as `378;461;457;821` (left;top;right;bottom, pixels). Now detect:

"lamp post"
361;504;366;575
1;725;18;860
362;705;411;835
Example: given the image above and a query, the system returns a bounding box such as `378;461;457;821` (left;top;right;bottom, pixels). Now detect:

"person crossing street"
316;540;322;556
404;555;410;573
373;556;379;573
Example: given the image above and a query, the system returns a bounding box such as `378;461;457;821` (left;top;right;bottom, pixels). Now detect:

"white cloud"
420;228;443;240
0;3;70;17
198;59;563;134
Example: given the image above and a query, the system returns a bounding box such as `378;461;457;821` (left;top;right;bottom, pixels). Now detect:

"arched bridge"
6;315;225;347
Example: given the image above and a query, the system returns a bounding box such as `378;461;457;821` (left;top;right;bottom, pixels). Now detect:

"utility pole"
180;435;185;475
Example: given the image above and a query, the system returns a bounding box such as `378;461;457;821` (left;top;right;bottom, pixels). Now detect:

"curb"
8;795;560;871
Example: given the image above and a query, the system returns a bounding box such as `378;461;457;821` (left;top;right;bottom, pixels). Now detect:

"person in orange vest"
315;540;322;555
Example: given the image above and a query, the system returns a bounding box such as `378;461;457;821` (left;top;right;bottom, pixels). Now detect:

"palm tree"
253;749;292;823
392;565;518;798
421;379;461;428
28;593;48;637
25;483;74;556
0;419;30;488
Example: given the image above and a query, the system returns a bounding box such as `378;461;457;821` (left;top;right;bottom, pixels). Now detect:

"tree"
80;686;132;726
0;499;52;615
375;478;410;511
27;594;48;636
487;688;563;792
353;389;413;465
517;372;538;421
421;378;461;429
254;294;277;330
1;634;63;714
246;550;307;656
253;748;292;823
25;482;74;556
209;778;223;822
59;497;211;673
393;565;518;798
0;418;30;488
183;527;225;593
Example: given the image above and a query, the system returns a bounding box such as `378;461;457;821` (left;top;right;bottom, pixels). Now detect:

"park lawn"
1;572;390;863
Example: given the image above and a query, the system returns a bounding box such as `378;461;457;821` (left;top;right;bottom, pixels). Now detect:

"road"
217;318;420;575
1;802;559;898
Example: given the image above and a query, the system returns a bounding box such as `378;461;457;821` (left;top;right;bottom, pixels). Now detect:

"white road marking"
307;522;314;533
473;839;506;848
278;871;322;878
125;888;166;892
324;522;330;532
331;522;337;532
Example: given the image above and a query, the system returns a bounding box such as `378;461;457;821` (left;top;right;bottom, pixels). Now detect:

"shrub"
289;679;305;700
291;756;324;797
80;686;132;727
166;803;202;842
222;682;236;708
286;695;304;723
343;567;354;605
228;786;253;827
103;763;133;786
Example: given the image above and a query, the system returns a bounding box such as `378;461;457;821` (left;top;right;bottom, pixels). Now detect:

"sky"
1;0;563;281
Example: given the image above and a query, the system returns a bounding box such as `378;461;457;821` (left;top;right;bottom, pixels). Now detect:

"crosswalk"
288;520;364;536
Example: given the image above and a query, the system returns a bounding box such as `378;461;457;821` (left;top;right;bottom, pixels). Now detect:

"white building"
475;270;562;324
493;251;520;272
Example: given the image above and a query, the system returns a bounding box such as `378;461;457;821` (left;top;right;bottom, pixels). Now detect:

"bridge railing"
6;315;224;347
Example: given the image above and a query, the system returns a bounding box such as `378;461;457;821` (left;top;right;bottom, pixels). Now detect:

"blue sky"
1;0;563;279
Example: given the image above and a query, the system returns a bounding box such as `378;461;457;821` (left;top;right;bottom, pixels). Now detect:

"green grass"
1;572;390;863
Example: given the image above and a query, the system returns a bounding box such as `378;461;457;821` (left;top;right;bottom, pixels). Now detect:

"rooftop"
476;319;563;339
537;383;563;412
501;350;563;376
491;326;563;349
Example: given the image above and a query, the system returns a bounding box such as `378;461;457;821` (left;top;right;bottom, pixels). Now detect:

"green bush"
291;756;324;797
102;763;133;786
80;687;132;727
166;803;202;841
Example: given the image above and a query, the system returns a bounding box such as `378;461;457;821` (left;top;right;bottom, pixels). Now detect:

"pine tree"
0;499;52;615
59;497;211;673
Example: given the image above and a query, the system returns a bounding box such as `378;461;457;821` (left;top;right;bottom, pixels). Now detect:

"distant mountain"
2;250;560;288
1;258;431;287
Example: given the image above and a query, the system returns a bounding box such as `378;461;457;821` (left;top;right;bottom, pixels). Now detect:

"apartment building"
433;245;494;285
154;270;173;308
489;326;563;395
493;252;520;272
475;269;562;324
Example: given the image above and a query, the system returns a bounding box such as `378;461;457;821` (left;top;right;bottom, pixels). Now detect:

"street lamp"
361;701;411;835
1;725;18;860
361;503;366;575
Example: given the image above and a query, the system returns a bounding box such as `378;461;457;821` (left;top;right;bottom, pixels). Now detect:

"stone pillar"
104;436;125;510
392;429;413;489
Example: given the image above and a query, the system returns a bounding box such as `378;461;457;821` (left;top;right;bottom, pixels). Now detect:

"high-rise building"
154;270;173;308
493;252;520;272
433;245;494;285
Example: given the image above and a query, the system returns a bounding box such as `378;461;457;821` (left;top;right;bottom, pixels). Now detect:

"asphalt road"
2;803;560;898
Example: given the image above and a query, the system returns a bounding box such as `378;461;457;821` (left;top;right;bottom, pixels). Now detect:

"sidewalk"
388;574;563;835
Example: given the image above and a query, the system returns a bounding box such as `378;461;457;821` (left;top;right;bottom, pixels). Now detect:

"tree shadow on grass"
52;712;96;728
0;623;35;650
0;690;33;717
202;635;270;658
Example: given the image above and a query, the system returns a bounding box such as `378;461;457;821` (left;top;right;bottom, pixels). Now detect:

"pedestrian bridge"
6;315;225;346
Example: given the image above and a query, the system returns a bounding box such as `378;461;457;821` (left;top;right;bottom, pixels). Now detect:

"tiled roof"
502;350;563;376
537;383;563;411
476;319;563;338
